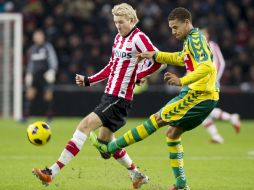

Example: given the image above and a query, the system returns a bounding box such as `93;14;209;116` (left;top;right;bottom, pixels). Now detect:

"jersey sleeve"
134;33;163;79
180;61;213;86
135;33;156;52
136;60;164;80
155;51;185;66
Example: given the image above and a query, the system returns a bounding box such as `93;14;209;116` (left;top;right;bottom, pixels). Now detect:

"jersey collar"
123;26;137;38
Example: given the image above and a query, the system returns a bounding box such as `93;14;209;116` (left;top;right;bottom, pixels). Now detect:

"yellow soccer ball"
27;121;51;146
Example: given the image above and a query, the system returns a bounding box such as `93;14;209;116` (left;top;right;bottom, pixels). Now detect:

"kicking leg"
90;113;165;154
32;112;102;186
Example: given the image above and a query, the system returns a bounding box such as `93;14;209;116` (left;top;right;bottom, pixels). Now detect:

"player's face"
33;31;45;45
114;15;135;37
168;19;189;40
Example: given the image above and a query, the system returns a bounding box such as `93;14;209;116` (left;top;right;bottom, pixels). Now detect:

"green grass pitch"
0;118;253;190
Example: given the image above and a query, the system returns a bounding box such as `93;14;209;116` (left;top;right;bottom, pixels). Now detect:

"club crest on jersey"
114;49;132;59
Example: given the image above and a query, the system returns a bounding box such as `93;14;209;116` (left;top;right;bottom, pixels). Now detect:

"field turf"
0;118;253;190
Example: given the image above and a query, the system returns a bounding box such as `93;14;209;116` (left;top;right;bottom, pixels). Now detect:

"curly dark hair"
168;7;192;22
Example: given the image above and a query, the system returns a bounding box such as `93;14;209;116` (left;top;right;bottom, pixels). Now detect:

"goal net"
0;13;22;120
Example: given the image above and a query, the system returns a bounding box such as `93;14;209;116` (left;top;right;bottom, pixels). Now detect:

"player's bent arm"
180;61;213;86
87;62;112;86
155;51;185;66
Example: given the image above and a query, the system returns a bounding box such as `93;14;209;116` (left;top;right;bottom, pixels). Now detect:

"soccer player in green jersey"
90;7;219;190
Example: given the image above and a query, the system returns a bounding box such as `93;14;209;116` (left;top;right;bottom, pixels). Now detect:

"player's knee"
166;127;183;139
77;117;93;133
150;113;166;128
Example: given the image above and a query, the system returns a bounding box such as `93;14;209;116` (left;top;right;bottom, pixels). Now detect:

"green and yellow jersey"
155;28;219;95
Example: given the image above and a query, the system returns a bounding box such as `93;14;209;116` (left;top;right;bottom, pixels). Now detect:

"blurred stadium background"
0;0;254;119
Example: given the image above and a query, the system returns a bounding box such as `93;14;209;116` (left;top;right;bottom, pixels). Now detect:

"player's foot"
131;171;149;189
32;167;52;186
97;139;111;159
169;184;190;190
89;131;108;153
210;134;224;144
231;114;241;133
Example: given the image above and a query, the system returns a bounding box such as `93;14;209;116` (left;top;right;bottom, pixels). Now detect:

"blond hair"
112;3;139;25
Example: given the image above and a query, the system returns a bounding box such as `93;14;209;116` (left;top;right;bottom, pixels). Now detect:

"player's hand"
75;74;85;86
25;73;33;87
135;51;156;63
164;72;181;86
44;69;56;84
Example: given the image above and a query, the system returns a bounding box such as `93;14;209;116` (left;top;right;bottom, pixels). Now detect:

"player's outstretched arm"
135;51;156;63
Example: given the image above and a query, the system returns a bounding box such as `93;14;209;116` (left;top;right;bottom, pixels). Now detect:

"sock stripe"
170;159;184;167
144;120;157;135
128;163;136;170
169;152;184;159
123;131;135;144
169;145;184;153
136;124;149;139
149;115;159;129
56;161;65;169
66;140;80;156
167;141;181;146
130;128;142;142
113;149;126;159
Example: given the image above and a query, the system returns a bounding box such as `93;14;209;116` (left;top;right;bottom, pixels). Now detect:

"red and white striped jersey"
209;41;225;82
88;27;161;100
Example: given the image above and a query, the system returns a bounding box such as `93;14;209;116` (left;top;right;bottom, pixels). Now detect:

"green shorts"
160;87;218;130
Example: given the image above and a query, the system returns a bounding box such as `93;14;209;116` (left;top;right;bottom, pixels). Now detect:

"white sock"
50;129;87;177
210;108;231;121
113;148;138;177
203;118;220;138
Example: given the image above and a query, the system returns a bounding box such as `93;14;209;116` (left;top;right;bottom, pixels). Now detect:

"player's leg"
32;112;103;185
43;88;54;122
98;127;148;189
209;108;241;133
90;113;166;154
162;90;217;190
166;127;189;190
90;113;165;154
202;115;224;144
23;87;37;121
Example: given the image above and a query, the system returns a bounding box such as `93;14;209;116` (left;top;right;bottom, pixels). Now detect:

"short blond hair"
112;3;139;24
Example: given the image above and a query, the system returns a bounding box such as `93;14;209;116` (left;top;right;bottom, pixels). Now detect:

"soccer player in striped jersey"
91;7;219;190
201;27;241;144
32;3;163;189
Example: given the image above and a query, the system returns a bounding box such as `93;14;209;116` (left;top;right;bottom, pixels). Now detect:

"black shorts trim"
93;93;132;132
